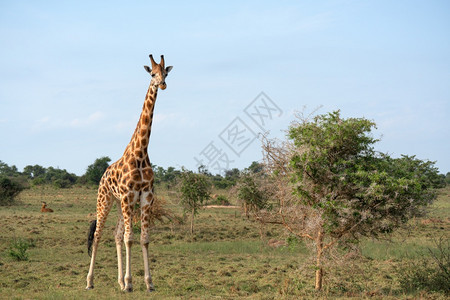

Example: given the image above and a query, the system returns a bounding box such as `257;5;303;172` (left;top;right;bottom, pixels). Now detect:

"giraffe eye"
151;74;155;77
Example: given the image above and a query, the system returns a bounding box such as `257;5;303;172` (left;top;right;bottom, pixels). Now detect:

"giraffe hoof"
86;285;94;290
122;286;133;293
147;287;155;293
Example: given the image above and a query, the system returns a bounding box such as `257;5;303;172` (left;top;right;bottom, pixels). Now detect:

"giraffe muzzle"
159;82;167;90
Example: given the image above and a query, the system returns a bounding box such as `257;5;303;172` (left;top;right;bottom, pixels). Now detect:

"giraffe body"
86;55;172;292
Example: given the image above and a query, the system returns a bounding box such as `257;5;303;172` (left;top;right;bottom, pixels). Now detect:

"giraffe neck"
125;84;158;156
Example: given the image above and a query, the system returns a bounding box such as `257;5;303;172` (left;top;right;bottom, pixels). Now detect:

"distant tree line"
0;157;265;205
150;161;264;190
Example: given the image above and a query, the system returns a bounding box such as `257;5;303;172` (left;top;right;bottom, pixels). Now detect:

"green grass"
0;185;448;299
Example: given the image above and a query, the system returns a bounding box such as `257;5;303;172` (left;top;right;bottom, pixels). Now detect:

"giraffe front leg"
114;204;125;290
140;202;155;292
141;242;154;292
122;198;134;292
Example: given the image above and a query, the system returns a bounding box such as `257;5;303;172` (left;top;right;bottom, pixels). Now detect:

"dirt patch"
267;239;287;248
204;205;239;209
420;218;448;225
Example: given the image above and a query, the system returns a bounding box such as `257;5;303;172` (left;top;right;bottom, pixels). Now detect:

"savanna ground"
0;185;448;299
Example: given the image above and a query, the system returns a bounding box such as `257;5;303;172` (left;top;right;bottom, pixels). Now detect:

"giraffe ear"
165;66;173;74
144;65;152;74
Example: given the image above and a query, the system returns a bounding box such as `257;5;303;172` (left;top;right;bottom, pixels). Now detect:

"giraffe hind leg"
141;192;155;292
86;191;113;290
114;201;125;290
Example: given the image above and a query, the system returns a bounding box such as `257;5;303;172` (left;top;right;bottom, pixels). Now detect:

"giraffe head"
144;54;173;90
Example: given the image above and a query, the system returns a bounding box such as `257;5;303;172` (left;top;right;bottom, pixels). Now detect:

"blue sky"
1;0;449;176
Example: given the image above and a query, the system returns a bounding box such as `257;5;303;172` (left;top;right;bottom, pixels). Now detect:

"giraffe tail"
87;219;97;257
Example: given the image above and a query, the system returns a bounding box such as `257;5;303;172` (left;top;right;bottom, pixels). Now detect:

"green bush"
286;235;300;252
53;179;72;189
0;176;25;205
9;238;35;261
31;177;46;186
216;195;230;206
210;195;231;206
398;237;449;295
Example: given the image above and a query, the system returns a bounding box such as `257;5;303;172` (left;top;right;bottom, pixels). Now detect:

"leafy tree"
262;110;442;291
21;163;79;187
0;161;20;177
179;171;211;234
152;165;182;188
236;173;270;218
44;167;78;188
164;166;181;187
224;168;240;185
197;164;211;176
84;156;111;185
211;174;233;189
246;161;264;174
153;165;165;184
0;161;27;204
0;176;24;205
23;165;46;179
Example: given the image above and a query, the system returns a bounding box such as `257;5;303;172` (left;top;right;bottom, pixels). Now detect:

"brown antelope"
41;202;54;213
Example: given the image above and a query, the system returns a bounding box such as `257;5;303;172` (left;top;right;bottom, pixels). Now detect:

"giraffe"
86;54;173;292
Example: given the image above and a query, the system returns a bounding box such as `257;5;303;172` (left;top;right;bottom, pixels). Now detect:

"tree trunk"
315;230;324;291
190;208;195;235
244;203;249;219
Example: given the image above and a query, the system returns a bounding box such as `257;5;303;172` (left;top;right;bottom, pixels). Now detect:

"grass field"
0;185;448;299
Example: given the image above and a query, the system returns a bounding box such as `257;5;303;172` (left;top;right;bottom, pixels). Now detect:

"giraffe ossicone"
86;54;172;292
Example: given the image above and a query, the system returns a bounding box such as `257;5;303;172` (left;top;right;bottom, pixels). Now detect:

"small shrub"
9;238;34;261
286;235;300;252
31;177;46;186
53;179;72;189
210;195;231;206
398;237;449;295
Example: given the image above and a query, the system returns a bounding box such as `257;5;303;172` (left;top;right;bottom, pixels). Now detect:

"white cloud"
70;111;105;128
30;116;53;132
188;7;334;41
114;119;135;132
153;113;178;125
31;112;105;131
